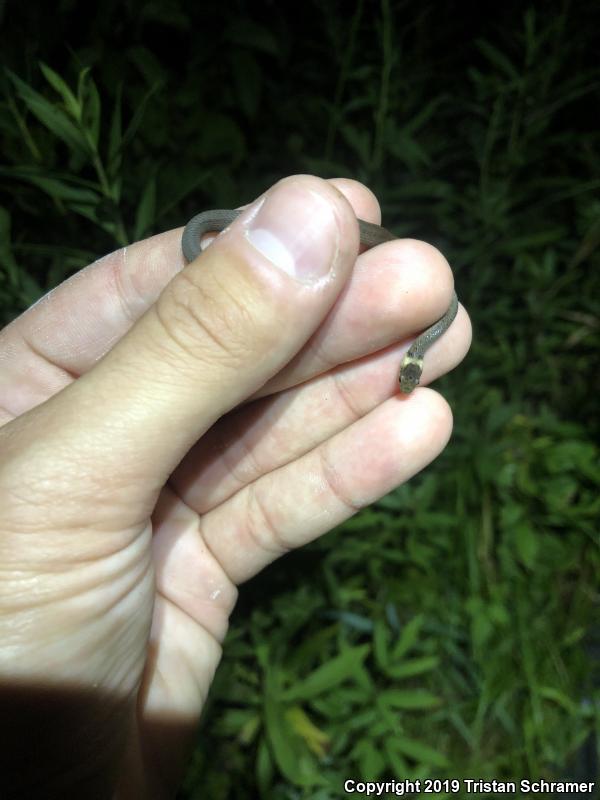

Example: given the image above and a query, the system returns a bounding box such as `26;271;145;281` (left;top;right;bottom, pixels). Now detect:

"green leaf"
0;206;19;285
155;168;213;224
286;706;329;757
324;610;373;633
283;645;370;701
387;128;431;168
539;686;579;714
39;61;80;119
0;165;100;204
514;522;540;568
263;670;321;787
500;228;566;254
107;82;123;182
256;735;274;795
79;69;101;151
20;275;44;308
392;735;449;768
264;693;307;784
225;18;280;56
119;82;161;155
6;68;89;157
383;739;408;775
379;689;441;710
402;95;447;135
475;38;520;81
127;46;168;87
353;739;386;780
391;614;425;661
339;123;371;167
373;619;390;670
387;656;440;679
133;172;156;241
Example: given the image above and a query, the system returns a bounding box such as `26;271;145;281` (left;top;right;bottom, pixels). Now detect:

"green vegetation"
1;2;598;797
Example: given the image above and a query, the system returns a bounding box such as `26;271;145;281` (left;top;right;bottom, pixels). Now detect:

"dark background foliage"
1;1;599;797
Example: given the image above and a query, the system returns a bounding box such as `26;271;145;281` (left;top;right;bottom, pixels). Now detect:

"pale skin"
0;175;471;798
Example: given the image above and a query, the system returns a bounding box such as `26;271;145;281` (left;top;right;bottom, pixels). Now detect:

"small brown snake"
182;209;458;393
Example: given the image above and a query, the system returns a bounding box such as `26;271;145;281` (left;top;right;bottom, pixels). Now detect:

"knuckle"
155;268;266;369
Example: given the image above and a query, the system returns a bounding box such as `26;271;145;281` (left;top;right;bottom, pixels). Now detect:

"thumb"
3;175;359;507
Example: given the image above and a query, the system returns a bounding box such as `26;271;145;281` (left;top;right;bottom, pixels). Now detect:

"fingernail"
244;181;339;283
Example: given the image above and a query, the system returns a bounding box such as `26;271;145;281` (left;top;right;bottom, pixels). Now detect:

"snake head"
399;356;423;394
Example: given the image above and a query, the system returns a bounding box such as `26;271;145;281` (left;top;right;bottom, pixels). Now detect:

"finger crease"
318;445;363;514
220;418;265;488
21;333;78;380
330;370;363;421
245;482;292;557
110;246;145;326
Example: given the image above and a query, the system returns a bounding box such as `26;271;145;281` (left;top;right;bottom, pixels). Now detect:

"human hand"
0;175;471;798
